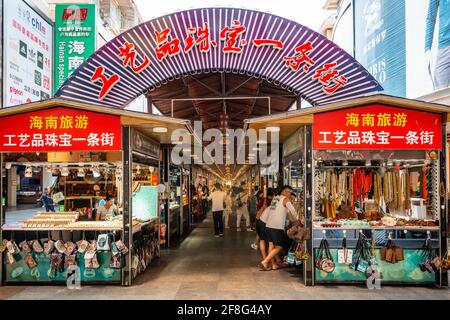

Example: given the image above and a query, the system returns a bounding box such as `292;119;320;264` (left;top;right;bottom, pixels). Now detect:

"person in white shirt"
208;183;227;237
260;186;299;271
224;189;233;229
235;182;252;232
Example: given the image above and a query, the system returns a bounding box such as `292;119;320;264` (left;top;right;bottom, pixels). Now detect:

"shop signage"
0;107;122;152
312;105;442;150
131;129;160;159
282;127;304;157
54;4;96;93
55;8;382;108
3;0;53;107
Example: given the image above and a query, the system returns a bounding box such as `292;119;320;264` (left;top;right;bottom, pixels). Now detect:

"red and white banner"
0;107;122;152
313;105;442;150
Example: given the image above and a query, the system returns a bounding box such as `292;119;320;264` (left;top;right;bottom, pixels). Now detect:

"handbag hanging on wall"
338;236;353;264
315;238;335;273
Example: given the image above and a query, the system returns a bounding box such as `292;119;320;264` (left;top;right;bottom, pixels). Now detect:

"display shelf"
132;218;159;234
64;181;114;184
1;225;123;232
65;196;105;199
313;225;440;231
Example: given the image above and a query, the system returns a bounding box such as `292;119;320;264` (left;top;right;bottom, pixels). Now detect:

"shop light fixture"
24;166;33;178
153;127;168;133
77;168;85;178
5;163;12;170
265;126;280;133
342;160;348;166
257;140;268;145
61;167;70;177
365;160;371;167
92;167;102;178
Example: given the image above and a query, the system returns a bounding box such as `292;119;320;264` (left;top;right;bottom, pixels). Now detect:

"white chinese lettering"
31;134;44;147
376;131;390;145
4;134;16;146
101;133;115;146
406;131;419;145
18;134;30;147
334;131;346;145
318;131;332;144
361;131;376;145
420;131;434;145
348;131;361;145
45;134;58;147
87;133;100;146
59;133;72;147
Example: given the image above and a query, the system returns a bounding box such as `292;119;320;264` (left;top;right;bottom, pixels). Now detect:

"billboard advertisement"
352;0;450;98
354;0;406;97
3;0;53;107
54;4;96;93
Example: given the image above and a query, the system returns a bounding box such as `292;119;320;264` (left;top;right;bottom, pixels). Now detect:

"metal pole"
304;125;314;286
268;96;271;115
121;127;132;286
171;100;174;118
0;153;3;286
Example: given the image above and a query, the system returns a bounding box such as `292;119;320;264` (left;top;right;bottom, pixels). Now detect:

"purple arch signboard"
55;7;382;108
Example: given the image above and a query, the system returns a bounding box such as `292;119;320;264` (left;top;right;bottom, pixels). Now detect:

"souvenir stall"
129;129;161;283
0;99;189;286
311;104;447;286
245;95;450;287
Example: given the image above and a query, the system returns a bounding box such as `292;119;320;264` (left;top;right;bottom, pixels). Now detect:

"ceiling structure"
148;72;296;180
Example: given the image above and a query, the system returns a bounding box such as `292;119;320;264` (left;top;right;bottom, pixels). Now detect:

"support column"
122;127;132;286
0;154;3;286
296;96;301;110
303;125;313;286
147;96;153;114
163;147;170;247
440;119;448;287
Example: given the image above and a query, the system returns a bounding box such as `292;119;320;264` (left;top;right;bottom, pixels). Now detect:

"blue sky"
134;0;330;31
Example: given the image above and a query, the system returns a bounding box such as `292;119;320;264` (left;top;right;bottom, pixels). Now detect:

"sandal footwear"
259;262;271;271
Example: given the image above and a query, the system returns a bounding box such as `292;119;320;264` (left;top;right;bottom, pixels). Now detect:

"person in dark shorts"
260;186;299;271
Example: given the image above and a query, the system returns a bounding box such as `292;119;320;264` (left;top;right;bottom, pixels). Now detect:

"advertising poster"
3;0;53;107
54;4;96;93
354;0;406;97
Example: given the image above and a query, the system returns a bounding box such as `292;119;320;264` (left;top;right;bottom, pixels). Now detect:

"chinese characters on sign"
54;4;96;93
0;108;122;152
4;0;53;107
312;105;442;150
89;21;348;100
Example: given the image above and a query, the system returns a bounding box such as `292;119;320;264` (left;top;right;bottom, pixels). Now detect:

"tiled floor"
1;214;449;300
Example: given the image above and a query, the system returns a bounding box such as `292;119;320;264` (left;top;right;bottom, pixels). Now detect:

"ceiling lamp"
153;127;168;133
61;167;70;177
77;168;85;178
92;167;102;178
265;126;280;133
24;166;33;178
5;163;12;170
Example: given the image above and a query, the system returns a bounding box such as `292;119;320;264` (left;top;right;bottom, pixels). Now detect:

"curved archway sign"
55;7;382;108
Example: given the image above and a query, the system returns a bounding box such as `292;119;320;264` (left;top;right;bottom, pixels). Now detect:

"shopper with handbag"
259;186;299;271
39;187;55;212
208;183;227;237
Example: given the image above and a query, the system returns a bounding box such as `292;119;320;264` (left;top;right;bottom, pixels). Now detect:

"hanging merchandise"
351;233;373;274
441;250;450;270
19;240;32;254
24;254;37;269
419;238;437;273
97;234;111;251
64;255;77;269
44;240;55;254
7;240;20;255
381;234;404;263
338;236;353;264
315;238;335;273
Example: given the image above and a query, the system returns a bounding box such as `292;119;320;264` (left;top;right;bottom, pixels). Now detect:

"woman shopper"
208;183;227;237
39;187;55;212
235;182;252;232
224;189;233;229
260;186;299;271
254;188;275;258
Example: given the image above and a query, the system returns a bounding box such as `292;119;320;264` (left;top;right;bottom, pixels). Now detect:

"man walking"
209;183;227;237
235;182;252;232
260;186;299;271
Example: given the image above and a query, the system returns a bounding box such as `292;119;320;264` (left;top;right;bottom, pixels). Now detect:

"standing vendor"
96;195;119;221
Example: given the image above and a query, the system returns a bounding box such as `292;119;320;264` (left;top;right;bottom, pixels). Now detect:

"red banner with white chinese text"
0;107;122;152
312;105;442;150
